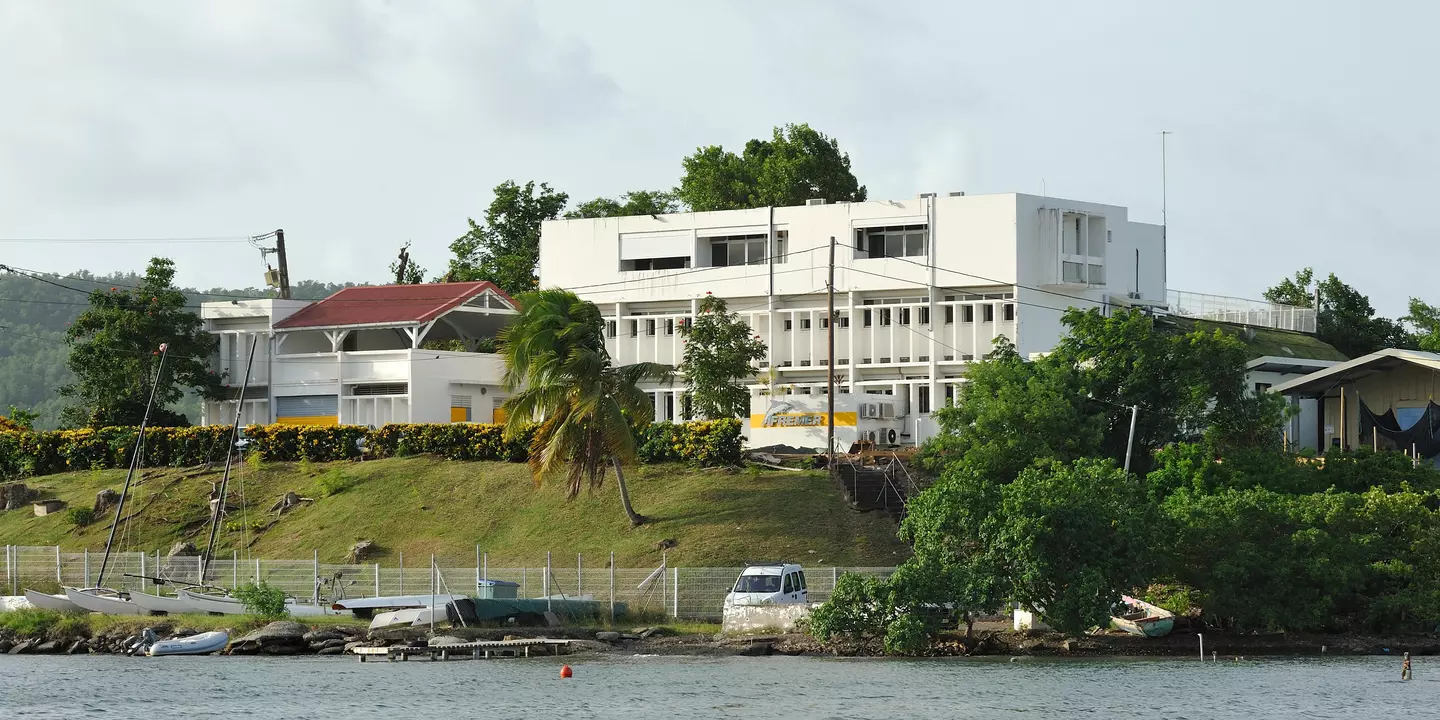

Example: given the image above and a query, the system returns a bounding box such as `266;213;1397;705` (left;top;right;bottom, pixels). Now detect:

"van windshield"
733;575;782;593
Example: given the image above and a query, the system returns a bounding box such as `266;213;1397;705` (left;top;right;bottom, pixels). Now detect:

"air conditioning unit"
881;403;895;419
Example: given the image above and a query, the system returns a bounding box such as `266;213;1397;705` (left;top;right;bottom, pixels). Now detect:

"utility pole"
1123;404;1139;474
827;235;837;484
274;228;291;299
1160;131;1172;290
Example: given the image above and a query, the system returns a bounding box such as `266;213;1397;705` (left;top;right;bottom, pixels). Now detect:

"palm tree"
499;288;673;526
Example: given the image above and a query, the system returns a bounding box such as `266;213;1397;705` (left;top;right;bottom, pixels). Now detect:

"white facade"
199;288;516;428
540;192;1166;447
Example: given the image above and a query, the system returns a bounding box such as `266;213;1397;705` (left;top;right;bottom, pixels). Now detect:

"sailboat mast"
201;336;258;577
96;343;170;588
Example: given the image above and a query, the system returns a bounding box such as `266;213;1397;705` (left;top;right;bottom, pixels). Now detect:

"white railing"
1167;290;1316;334
3;545;894;620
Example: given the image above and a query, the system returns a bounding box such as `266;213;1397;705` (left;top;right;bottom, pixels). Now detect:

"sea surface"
0;653;1434;718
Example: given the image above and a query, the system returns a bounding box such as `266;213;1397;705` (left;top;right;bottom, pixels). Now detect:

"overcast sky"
1;0;1434;316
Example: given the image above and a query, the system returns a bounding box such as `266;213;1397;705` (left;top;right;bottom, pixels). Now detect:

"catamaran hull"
65;588;145;615
129;592;198;615
176;589;334;617
23;590;82;613
147;630;230;656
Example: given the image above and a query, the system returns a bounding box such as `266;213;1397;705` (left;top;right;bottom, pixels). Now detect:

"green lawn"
0;458;908;567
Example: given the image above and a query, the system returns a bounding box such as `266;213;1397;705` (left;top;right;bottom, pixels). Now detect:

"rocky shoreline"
4;621;1437;658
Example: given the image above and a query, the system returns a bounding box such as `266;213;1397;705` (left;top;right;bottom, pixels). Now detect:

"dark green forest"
0;270;350;429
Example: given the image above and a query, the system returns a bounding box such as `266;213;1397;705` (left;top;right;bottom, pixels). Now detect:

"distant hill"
0;270;353;429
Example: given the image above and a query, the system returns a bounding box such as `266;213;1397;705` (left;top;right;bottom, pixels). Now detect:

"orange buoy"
560;664;573;678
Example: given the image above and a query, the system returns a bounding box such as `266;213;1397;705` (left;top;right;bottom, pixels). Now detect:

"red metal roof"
273;281;515;330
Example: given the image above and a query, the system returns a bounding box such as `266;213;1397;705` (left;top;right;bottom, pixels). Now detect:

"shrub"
883;614;930;656
807;573;897;643
232;582;287;619
315;469;355;497
65;507;96;527
0;609;63;637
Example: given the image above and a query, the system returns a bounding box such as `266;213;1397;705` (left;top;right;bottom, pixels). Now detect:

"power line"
0;236;255;244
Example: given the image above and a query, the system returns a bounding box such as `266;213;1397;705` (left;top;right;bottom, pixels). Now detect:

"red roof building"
274;281;515;330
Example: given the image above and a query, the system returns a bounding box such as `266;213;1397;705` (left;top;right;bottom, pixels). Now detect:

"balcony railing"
1167;290;1316;334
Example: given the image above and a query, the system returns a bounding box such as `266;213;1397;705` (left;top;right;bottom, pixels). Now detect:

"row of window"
605;318;692;338
854;225;928;258
708;232;788;267
603;303;1017;338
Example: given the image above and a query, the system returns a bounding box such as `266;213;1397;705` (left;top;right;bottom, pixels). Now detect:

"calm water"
0;654;1434;718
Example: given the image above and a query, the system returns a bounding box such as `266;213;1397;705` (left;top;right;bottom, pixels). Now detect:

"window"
800;318;811;330
962;306;975;323
863;309;873;328
1002;303;1015;321
944;306;954;324
734;575;781;593
879;309;892;326
945;385;955;404
708;234;768;267
645;319;656;336
623;256;690;271
919;307;930;325
854;224;928;258
983;305;995;322
605;320;617;338
628;320;638;337
775;230;788;264
784;319;793;331
918;390;930;414
664;319;675;336
783;574;795;594
899;308;911;325
840;316;850;328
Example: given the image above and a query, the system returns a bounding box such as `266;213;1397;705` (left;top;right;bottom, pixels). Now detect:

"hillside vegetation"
0;457;907;567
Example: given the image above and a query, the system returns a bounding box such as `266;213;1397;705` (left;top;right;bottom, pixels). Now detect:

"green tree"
1265;268;1413;357
389;241;427;284
59;258;223;428
565;190;678;219
994;458;1159;635
499;288;673;526
445;180;569;296
678;295;766;419
677;123;866;211
1403;298;1440;353
4;406;37;430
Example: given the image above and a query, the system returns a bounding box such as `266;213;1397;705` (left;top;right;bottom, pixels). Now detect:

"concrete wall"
720;604;814;636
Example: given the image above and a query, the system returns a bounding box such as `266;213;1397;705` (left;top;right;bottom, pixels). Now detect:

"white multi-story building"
540;192;1167;447
199;282;517;428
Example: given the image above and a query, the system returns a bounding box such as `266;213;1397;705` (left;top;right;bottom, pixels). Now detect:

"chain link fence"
4;545;894;620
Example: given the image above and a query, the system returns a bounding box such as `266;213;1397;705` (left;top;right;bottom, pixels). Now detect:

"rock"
737;642;772;657
34;640;60;653
303;629;344;644
316;646;345;656
369;627;427;642
1062;639;1077;653
639;627;662;639
427;636;466;647
620;634;640;641
310;638;348;651
269;491;312;514
3;482;36;511
0;640;13;653
228;621;310;654
167;541;198;558
9;641;33;654
67;640;89;655
94;488;121;515
347;540;376;563
595;631;621;642
654;538;678;551
343;641;368;652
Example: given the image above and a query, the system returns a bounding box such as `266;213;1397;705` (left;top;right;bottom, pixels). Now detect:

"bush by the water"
0;419;743;479
0;609;89;640
232;582;287;619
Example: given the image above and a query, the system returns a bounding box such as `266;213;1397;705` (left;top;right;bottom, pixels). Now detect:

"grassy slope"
0;458;907;567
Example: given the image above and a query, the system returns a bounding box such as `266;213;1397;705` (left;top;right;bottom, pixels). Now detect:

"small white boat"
177;588;334;617
23;589;82;613
1111;595;1176;637
369;607;428;631
147;630;230;656
130;590;201;615
331;594;467;614
66;587;145;615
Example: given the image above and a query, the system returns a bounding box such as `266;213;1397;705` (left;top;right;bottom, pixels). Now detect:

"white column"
846;291;858;393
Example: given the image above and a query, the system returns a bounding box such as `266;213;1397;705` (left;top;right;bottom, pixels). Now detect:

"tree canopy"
679;295;766;420
565;190;678;219
1264;267;1415;358
59;258;225;428
677;123;866;211
445;180;569;296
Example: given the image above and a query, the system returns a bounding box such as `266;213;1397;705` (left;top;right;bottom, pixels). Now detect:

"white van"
724;563;807;607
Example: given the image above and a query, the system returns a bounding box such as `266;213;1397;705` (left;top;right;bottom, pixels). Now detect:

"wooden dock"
350;638;572;662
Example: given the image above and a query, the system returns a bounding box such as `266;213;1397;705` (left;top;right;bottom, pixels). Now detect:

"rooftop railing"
1167;290;1316;334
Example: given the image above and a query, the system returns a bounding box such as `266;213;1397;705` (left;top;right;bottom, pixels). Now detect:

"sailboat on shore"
59;343;175;616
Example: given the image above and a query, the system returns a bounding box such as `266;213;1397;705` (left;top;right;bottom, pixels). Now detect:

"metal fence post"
398;551;404;595
832;566;838;589
609;551;615;623
55;545;62;584
6;545;14;595
577;553;583;596
475;545;480;587
672;567;679;618
83;549;90;587
255;558;261;584
374;563;380;596
482;553;487;585
140;551;147;593
545;552;552;612
312;549;319;604
233;550;238;589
